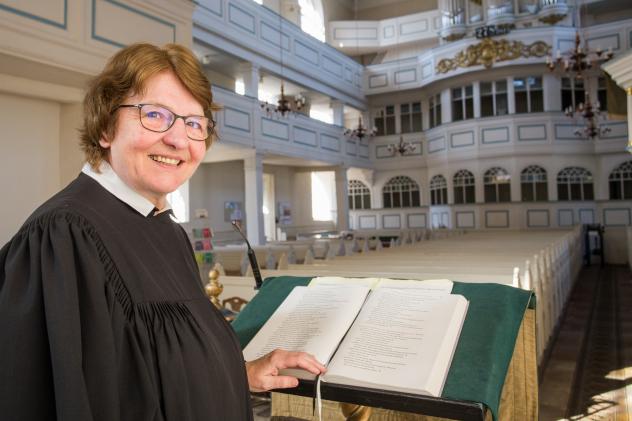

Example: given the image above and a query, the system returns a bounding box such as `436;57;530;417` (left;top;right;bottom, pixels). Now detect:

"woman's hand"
245;349;327;392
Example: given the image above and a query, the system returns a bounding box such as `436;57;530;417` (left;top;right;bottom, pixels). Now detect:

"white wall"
0;93;61;244
59;102;85;186
189;160;246;235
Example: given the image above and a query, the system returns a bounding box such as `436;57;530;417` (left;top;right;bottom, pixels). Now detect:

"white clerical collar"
82;161;170;217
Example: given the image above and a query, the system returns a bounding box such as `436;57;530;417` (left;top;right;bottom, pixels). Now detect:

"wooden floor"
540;265;632;421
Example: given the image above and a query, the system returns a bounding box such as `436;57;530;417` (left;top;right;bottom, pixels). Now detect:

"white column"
281;0;300;26
394;104;402;135
421;97;430;131
237;63;260;98
335;166;350;231
507;76;516;114
543;73;561;112
441;88;452;124
330;100;344;126
627;87;632;152
244;152;265;245
473;81;481;118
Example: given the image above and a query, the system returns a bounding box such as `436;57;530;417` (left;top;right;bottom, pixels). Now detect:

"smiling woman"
0;43;326;421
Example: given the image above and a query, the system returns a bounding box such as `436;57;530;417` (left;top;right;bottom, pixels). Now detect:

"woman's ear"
99;134;112;149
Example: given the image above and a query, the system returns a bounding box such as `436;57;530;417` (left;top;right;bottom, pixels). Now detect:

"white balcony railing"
211;85;371;167
194;0;365;109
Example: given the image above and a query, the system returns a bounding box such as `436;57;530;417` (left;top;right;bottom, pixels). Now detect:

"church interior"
2;0;632;419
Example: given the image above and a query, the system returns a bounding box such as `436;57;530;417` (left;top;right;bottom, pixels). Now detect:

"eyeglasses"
115;103;215;141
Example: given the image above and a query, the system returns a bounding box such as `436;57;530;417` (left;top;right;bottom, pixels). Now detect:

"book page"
323;288;468;397
376;278;453;293
309;276;381;289
242;284;371;379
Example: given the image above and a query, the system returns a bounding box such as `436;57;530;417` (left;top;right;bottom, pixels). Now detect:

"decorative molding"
518;124;547;141
0;0;67;29
603;208;631;227
223;106;251;132
428;136;446;153
436;39;550;74
526;209;550;227
450;130;475;148
394;68;417;84
359;215;377;229
456;211;476;228
407;213;426;228
481;127;510;144
368;74;388;88
382;214;401;229
320;134;340;152
294;39;320;65
92;0;176;48
578;208;595;224
485;210;510;228
293;127;317;147
228;3;256;34
558;209;574;227
197;0;222;17
261;117;289;141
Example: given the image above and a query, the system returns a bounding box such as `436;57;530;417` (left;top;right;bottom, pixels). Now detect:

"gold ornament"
436;39;551;74
204;268;223;309
539;13;566;25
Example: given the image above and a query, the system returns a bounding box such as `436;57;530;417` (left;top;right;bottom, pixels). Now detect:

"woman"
0;43;325;420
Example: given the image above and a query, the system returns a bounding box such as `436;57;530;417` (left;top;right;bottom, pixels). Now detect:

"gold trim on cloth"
436;39;550;74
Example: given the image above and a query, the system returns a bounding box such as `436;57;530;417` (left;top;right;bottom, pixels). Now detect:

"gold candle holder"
204;267;223;309
340;403;372;420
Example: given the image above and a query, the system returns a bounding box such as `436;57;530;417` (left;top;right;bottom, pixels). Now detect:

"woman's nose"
162;117;189;148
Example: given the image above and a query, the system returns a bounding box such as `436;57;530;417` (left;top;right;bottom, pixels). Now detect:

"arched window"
430;175;448;205
557;167;594;201
298;0;325;42
348;179;371;210
382;176;420;208
521;166;548;202
609;161;632;200
454;170;475;204
484;167;511;203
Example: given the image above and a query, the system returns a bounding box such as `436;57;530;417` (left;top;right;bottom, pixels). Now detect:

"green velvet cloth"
231;276;533;421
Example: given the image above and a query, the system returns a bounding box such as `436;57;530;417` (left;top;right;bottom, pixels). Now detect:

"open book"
242;277;469;397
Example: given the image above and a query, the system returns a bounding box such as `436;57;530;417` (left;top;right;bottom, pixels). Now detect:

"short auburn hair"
80;43;220;169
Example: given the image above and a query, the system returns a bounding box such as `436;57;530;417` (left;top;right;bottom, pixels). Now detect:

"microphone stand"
231;221;263;289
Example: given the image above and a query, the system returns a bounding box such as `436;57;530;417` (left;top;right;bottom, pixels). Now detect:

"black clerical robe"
0;174;253;420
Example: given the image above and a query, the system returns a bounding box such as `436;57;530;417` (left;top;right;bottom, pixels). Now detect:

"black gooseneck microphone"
231;221;263;289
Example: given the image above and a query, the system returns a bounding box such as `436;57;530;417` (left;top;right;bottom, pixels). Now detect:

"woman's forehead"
132;71;203;115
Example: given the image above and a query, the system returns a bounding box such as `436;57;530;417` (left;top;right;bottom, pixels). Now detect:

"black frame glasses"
115;103;215;141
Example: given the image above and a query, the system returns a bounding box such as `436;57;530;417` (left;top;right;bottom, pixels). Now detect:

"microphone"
231;221;263;290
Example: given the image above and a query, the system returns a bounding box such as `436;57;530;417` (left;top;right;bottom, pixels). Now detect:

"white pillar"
244;152;265;245
627;87;632;152
421;97;430;131
441;88;452;124
543;73;561;112
507;76;516;114
281;0;300;26
331;100;344;126
335;166;350;231
473;81;481;118
237;63;260;98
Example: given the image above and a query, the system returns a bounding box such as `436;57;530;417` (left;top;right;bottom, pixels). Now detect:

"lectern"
232;276;536;421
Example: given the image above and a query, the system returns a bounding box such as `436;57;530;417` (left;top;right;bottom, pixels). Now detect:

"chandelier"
344;116;377;140
565;94;611;140
387;135;416;156
546;32;613;79
260;82;307;118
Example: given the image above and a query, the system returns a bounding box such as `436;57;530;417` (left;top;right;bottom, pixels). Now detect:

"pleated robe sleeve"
0;210;122;421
